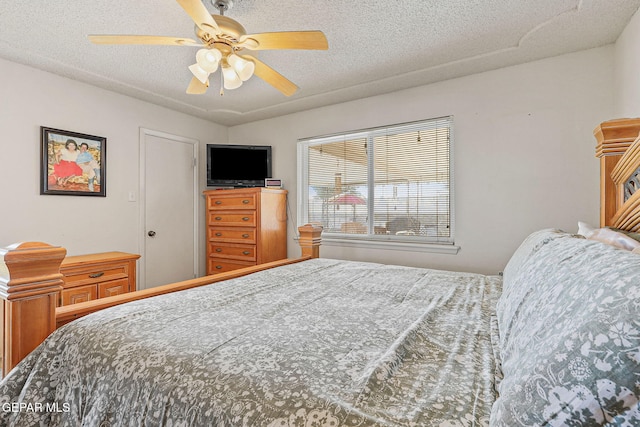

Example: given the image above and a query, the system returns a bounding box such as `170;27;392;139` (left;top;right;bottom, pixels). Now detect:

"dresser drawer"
203;188;287;276
61;284;97;306
209;243;256;261
207;258;255;274
208;227;256;244
208;211;256;227
207;194;256;210
62;264;129;288
98;278;130;298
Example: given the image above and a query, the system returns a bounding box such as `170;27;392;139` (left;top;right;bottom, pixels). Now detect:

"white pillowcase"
577;221;596;238
577;221;640;251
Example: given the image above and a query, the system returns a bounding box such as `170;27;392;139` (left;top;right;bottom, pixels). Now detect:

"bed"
1;118;639;426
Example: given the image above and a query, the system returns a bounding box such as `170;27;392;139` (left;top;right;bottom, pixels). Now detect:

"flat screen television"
206;144;272;187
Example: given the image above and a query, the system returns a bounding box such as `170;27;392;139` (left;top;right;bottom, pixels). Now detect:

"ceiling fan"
88;0;328;96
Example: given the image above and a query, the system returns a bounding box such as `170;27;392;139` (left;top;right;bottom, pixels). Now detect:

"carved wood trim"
298;223;323;259
610;135;640;232
612;191;640;231
611;134;640;202
594;118;640;157
0;242;66;374
594;118;640;227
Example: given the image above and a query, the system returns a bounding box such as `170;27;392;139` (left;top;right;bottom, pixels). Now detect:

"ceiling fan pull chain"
219;71;225;96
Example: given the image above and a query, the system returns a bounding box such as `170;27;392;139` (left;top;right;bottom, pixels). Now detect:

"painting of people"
40;127;106;196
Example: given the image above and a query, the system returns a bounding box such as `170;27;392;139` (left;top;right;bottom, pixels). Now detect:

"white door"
140;129;198;289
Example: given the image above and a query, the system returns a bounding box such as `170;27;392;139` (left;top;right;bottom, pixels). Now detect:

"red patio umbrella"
328;193;366;205
328;193;366;221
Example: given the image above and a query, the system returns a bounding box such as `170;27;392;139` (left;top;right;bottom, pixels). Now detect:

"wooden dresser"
59;252;140;306
204;187;287;274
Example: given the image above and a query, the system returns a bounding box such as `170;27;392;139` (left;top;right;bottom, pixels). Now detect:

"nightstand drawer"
208;212;256;227
208;227;256;244
207;259;255;274
59;251;139;306
208;243;256;261
62;264;129;288
98;278;130;298
61;284;97;306
207;194;256;210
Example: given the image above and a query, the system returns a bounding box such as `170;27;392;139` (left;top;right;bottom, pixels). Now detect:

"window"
298;116;454;246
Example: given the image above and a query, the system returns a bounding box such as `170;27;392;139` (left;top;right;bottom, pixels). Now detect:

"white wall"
230;47;614;274
0;45;619;276
614;8;640;117
0;58;227;260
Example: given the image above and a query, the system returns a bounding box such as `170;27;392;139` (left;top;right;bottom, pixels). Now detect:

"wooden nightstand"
59;252;140;306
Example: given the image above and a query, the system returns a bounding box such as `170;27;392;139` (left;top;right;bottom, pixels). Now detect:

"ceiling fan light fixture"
196;48;222;73
222;65;243;89
89;0;328;97
188;63;210;84
228;54;255;81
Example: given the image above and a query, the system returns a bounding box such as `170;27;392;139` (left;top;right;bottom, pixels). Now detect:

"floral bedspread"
0;258;501;426
491;229;640;426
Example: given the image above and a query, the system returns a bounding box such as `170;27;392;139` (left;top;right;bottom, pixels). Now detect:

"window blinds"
301;116;453;243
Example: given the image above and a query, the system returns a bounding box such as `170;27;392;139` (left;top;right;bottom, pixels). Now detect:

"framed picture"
40;127;106;197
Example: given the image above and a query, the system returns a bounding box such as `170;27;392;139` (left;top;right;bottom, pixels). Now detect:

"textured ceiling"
0;0;638;126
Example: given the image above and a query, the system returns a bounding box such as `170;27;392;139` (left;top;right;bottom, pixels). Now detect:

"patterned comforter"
0;258;502;426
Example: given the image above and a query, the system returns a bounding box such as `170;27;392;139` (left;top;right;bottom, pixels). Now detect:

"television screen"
207;144;272;187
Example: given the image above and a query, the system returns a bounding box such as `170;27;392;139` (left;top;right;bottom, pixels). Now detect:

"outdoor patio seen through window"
298;116;453;244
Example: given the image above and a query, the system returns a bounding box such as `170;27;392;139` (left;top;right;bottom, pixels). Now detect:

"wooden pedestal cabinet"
204;188;287;275
59;252;140;306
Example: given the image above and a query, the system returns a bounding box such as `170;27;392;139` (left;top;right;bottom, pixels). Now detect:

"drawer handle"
215;248;222;253
215;216;222;221
215;265;222;270
242;234;249;238
215;232;222;237
242;200;250;204
215;200;222;205
89;272;104;278
242;217;249;221
242;251;250;255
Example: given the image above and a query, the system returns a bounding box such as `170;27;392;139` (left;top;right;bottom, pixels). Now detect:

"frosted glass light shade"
188;63;209;84
222;65;243;89
228;54;255;81
196;48;221;73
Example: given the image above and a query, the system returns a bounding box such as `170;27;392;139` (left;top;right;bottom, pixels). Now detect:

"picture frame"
40;127;106;197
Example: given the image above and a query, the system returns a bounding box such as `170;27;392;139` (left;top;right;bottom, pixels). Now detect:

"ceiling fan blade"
187;76;209;94
240;55;298;96
238;31;328;50
176;0;221;35
89;35;202;46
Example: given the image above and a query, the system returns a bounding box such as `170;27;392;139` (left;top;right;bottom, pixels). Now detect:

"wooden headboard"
594;118;640;231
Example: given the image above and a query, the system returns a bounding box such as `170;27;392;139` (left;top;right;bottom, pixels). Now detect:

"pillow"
501;228;567;293
588;227;640;250
612;227;640;242
577;221;596;237
492;229;640;426
497;229;570;356
577;221;640;251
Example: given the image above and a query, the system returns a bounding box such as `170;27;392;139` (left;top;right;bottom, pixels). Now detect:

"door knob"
148;230;156;237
